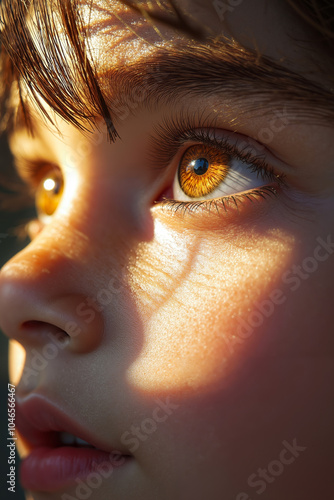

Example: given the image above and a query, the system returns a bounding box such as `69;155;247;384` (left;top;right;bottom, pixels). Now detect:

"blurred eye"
174;143;269;201
36;170;64;221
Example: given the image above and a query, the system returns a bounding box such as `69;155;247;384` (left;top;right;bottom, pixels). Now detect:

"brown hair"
0;0;206;141
287;0;334;45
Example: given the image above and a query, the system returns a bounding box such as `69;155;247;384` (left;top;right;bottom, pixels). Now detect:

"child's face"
0;1;333;499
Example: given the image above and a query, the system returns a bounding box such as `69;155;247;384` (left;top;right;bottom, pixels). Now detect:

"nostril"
21;321;70;348
0;284;105;353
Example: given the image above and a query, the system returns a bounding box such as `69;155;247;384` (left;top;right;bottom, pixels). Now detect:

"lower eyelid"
157;185;280;218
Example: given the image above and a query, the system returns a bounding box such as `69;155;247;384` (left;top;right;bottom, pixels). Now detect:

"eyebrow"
96;39;334;127
7;34;334;141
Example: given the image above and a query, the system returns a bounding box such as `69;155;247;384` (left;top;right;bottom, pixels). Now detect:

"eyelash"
14;157;60;188
151;113;286;215
160;186;279;216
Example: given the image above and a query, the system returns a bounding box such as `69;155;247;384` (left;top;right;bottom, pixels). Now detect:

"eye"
173;143;271;202
36;169;64;221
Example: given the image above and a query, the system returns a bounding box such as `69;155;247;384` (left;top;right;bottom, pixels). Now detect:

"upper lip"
16;394;127;455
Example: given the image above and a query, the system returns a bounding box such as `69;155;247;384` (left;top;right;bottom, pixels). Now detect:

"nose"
0;230;105;355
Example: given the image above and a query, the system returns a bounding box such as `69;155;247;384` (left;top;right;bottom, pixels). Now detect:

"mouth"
16;395;131;492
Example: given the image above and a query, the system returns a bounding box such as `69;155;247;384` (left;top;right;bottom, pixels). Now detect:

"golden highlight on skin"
178;144;230;198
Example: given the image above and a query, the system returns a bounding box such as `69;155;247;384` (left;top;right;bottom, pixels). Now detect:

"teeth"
59;432;93;447
76;437;91;446
60;432;75;445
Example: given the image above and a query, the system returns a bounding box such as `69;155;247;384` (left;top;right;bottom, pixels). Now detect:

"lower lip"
20;446;128;492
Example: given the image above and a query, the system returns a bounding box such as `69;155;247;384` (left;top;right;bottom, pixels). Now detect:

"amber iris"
36;170;64;217
178;145;230;198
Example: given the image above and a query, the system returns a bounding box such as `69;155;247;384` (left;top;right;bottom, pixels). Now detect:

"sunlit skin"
0;0;334;499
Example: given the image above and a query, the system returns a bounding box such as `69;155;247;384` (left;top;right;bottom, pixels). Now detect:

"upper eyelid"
148;109;266;169
13;156;60;187
150;119;290;185
150;126;269;172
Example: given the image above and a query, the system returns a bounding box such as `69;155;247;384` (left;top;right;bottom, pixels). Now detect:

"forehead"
77;0;326;81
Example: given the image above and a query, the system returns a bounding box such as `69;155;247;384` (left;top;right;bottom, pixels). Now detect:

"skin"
0;0;333;499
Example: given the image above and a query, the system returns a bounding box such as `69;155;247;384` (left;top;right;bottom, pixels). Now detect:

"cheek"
126;218;296;392
9;340;26;386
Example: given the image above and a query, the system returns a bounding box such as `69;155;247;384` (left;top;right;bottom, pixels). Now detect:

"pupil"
192;158;209;176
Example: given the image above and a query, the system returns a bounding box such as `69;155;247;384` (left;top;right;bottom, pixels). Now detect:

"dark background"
0;134;30;500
